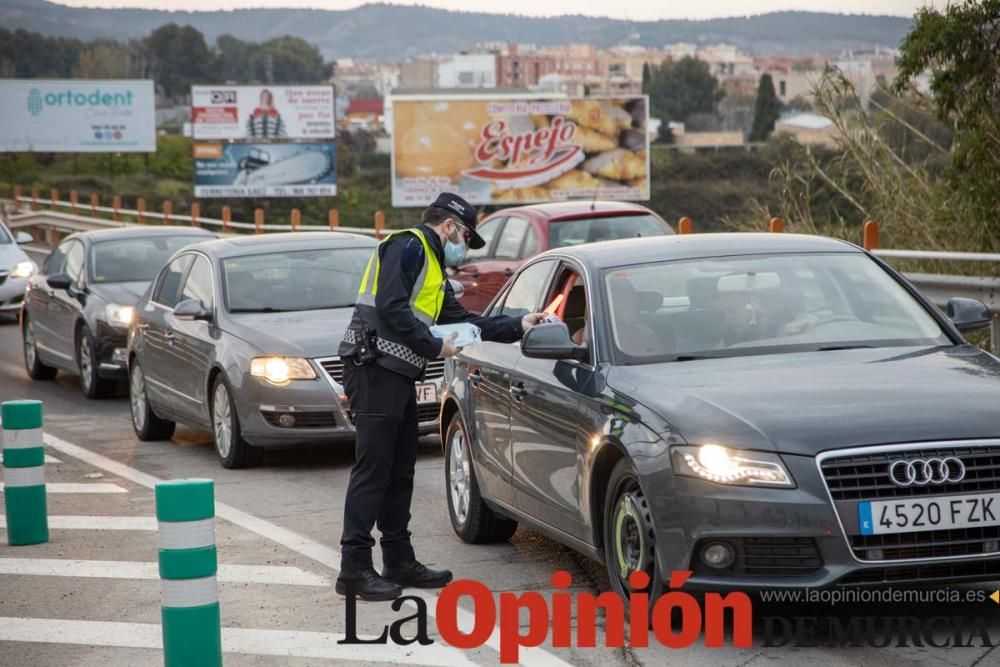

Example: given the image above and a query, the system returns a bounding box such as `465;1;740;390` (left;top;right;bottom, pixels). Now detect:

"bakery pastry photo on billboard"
390;96;649;207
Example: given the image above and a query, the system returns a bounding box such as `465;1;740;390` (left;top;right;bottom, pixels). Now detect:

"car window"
521;224;539;258
465;217;502;262
63;242;85;285
602;252;951;364
44;245;67;275
154;255;194;309
549;214;670;248
494;217;528;260
179;255;214;310
498;259;556;319
90;235;207;284
0;224;12;245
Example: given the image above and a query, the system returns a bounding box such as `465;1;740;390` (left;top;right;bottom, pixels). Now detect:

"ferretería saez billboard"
193;142;336;198
0;79;156;152
191;85;336;140
391;96;649;207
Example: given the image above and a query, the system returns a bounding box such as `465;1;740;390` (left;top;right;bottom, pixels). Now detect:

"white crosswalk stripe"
0;515;156;530
0;482;126;493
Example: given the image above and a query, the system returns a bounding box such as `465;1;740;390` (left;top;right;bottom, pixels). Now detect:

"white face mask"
444;221;467;267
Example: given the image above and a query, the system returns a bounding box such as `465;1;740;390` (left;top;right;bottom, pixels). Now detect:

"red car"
450;201;674;313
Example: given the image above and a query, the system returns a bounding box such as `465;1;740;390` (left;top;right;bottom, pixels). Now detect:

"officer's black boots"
381;560;453;589
335;568;402;601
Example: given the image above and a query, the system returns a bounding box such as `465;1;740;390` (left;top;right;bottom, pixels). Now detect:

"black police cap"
429;192;485;249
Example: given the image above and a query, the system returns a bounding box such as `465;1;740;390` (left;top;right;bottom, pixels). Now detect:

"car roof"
181;231;378;259
67;226;216;243
539;233;860;269
491;200;659;221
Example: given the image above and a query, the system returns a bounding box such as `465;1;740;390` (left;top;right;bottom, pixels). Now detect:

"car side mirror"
947;297;991;333
521;321;588;361
46;273;72;290
15;231;33;244
174;298;212;321
448;278;465;299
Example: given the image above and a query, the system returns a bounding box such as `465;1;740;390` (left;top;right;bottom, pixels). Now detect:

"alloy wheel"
130;364;147;432
449;426;471;525
213;383;232;459
79;337;92;393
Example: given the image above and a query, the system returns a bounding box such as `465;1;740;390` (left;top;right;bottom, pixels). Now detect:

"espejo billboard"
191;85;336;141
391;96;650;207
193;142;336;198
0;79;155;152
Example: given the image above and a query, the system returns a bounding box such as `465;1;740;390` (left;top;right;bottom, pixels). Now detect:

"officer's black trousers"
340;360;418;573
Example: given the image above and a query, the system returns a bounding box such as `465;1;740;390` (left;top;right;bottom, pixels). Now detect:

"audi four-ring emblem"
888;457;966;487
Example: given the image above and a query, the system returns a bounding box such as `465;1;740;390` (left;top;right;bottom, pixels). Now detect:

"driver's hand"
439;332;461;358
784;319;812;335
521;312;550;331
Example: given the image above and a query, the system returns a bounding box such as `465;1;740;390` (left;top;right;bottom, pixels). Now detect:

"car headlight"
10;260;35;279
105;303;134;327
671;444;794;488
250;357;317;385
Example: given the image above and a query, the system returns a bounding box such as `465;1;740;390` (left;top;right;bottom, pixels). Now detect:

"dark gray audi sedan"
127;232;447;468
439;233;1000;598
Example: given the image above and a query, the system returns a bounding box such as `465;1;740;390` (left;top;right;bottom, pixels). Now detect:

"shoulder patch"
400;236;425;273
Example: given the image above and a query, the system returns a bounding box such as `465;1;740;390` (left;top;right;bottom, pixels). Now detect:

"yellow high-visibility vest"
356;227;445;325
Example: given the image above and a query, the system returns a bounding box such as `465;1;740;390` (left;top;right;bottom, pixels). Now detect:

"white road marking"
0;617;475;666
43;432;573;667
0;515;157;530
0;482;126;493
44;455;60;464
0;558;331;586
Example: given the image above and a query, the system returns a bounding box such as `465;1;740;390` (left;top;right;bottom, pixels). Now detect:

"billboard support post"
190;203;201;228
90;193;98;218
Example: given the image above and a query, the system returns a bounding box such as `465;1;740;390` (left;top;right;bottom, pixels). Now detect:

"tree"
750;74;780;141
641;62;651;95
646;56;724;125
894;0;999;231
144;24;214;99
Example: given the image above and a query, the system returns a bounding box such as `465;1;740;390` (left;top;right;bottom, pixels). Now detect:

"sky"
50;1;945;21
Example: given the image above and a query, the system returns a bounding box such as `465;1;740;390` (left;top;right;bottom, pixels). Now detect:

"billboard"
193;142;336;198
391;96;649;207
0;79;155;152
191;85;336;141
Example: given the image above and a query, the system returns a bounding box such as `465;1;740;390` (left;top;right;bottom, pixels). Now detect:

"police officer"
336;192;546;601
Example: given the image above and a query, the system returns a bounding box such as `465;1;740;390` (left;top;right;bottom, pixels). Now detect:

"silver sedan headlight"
105;303;135;327
671;444;795;488
250;356;317;385
10;260;35;279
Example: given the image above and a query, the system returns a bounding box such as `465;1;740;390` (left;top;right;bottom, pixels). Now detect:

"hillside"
0;1;912;59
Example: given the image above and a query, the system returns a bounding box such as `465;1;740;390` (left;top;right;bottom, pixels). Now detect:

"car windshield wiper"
229;307;291;313
816;344;874;351
670;354;718;362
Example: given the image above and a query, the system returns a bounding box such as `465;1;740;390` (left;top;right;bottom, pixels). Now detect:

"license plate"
858;492;1000;535
415;382;438;404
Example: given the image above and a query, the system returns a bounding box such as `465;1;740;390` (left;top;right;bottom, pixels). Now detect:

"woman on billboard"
246;88;287;139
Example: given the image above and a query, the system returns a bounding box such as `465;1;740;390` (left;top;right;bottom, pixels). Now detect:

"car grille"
692;537;822;577
820;444;1000;501
261;410;339;429
417;404;440;423
838;557;1000;586
318;356;445;384
821;442;1000;563
851;526;1000;561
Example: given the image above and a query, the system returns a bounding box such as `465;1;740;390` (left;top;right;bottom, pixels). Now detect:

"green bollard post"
2;400;49;546
156;479;222;667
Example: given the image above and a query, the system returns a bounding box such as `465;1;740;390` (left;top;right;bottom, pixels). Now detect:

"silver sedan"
127;232;447;468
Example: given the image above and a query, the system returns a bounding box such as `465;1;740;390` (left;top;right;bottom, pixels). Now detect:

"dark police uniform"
337;200;524;583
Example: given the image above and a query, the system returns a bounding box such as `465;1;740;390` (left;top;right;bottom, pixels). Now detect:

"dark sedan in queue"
439;233;1000;600
127;232;450;469
21;226;215;398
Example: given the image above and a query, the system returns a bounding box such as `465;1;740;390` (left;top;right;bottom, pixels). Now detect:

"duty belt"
343;328;427;369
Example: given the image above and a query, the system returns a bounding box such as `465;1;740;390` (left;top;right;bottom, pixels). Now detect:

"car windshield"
223;247;371;313
0;224;12;244
90;236;207;283
549;214;668;248
602;252;951;364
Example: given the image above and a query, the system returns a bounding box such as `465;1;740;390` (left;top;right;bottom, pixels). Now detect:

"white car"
0;220;35;318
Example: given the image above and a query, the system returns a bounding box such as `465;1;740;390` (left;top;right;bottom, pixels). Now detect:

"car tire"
129;360;175;441
603;457;664;611
211;376;262;469
444;413;517;543
77;327;116;399
22;313;57;380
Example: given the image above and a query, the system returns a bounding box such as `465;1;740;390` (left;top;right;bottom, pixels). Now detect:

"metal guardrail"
2;196;997;353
